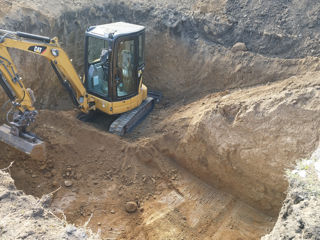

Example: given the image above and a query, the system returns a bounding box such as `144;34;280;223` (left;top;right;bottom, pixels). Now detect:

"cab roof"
86;22;145;39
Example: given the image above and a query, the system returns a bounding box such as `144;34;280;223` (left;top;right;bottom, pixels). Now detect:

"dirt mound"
0;169;99;240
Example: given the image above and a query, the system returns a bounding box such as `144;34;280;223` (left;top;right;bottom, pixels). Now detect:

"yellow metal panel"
91;84;147;115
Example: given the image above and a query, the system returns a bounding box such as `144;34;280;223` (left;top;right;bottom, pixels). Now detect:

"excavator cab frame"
84;22;147;115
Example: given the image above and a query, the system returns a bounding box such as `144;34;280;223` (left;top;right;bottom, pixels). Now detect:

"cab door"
112;36;139;101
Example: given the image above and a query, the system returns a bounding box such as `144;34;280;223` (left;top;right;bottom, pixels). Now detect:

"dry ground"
1;0;320;239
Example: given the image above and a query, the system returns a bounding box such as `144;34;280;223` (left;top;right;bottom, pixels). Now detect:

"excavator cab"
84;22;148;114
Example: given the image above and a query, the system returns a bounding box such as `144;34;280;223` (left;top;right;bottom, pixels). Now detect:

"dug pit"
1;0;320;239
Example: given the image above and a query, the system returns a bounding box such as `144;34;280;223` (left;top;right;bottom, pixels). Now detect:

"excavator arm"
0;29;92;158
0;29;91;112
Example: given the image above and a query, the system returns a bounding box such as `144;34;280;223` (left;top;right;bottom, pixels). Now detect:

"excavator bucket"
0;124;45;160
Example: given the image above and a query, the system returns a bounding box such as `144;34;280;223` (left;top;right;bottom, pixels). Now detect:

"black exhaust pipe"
16;32;51;43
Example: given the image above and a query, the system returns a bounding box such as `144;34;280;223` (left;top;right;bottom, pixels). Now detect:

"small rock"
32;207;44;217
47;160;54;168
65;225;77;235
204;25;209;33
231;42;247;53
89;7;96;16
97;222;101;226
44;172;52;178
199;4;207;13
98;146;105;152
52;181;59;187
125;201;138;213
40;165;46;170
110;209;115;214
142;175;147;182
64;180;73;187
294;195;304;204
31;174;37;178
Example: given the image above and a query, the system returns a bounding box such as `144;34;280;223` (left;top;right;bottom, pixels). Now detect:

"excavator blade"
0;124;45;160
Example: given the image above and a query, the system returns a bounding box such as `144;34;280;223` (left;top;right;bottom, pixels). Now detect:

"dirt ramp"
149;72;320;215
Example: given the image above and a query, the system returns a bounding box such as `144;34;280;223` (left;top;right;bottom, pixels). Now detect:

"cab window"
87;37;109;98
116;39;136;97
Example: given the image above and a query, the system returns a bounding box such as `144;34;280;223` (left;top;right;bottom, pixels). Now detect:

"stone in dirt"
231;42;247;52
64;180;73;187
125;201;138;213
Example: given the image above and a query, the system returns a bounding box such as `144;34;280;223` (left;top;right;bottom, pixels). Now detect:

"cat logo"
28;46;47;54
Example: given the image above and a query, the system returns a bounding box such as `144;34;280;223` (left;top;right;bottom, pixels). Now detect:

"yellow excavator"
0;22;159;158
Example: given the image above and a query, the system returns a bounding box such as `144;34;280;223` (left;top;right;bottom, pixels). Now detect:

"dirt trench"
1;0;320;239
0;110;276;240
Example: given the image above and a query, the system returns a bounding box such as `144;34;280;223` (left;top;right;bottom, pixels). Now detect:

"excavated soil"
0;110;276;239
1;0;320;239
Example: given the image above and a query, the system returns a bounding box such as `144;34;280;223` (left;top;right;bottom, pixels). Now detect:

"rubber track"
109;97;155;136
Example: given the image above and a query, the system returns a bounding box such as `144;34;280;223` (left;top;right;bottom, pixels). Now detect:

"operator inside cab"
87;37;109;97
85;22;145;102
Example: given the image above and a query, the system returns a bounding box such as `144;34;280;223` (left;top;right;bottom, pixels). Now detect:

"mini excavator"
0;22;158;158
